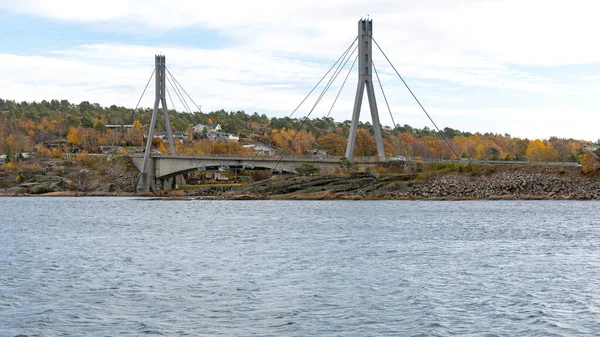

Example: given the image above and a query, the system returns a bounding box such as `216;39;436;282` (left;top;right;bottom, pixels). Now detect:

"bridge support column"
137;55;178;193
136;156;156;192
137;173;151;193
345;19;386;162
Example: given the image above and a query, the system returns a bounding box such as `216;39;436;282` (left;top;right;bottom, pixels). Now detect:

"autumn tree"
526;139;559;162
317;133;347;156
354;129;376;157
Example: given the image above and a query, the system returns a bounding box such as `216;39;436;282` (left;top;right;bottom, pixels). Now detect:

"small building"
105;124;134;130
0;155;6;164
98;146;125;154
582;145;599;152
157;132;186;143
206;131;239;142
243;143;275;156
203;172;229;182
193;123;221;133
312;149;327;156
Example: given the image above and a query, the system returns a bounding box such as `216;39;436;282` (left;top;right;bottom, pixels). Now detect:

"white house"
159;132;186;142
206;131;240;142
582;145;599;152
193;123;221;133
105;124;134;130
243;143;275;156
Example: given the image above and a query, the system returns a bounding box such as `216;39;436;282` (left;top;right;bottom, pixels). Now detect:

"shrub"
251;170;271;181
75;151;92;168
296;163;319;176
31;185;53;194
338;157;353;173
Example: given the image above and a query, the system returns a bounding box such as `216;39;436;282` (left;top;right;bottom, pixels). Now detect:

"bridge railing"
137;153;383;163
413;157;581;166
129;152;581;166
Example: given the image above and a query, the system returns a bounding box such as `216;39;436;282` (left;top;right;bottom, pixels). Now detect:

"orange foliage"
317;134;347;156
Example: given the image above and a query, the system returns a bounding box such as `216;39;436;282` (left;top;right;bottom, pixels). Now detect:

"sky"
1;0;600;141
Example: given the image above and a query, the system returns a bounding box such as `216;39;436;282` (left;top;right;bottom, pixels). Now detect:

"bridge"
129;19;418;192
129;153;382;190
131;19;547;192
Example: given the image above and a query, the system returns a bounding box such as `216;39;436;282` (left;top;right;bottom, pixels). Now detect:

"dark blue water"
1;198;600;336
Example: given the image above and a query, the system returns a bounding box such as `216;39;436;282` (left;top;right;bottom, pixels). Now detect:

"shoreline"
3;161;599;200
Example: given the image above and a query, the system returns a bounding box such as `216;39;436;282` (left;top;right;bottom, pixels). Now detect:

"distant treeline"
0;98;597;163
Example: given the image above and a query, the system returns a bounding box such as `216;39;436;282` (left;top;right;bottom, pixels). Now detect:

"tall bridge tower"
346;19;386;161
137;55;177;192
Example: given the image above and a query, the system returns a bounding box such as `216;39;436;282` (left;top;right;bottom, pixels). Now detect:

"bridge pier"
136;156;187;192
346;19;386;162
137;172;152;193
130;154;383;192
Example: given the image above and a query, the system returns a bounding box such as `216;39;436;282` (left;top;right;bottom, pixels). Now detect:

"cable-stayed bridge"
126;19;491;191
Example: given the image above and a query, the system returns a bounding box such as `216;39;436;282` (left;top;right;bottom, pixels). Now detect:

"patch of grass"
485;166;497;175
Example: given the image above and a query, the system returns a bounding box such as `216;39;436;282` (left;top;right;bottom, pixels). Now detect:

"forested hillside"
0;98;596;164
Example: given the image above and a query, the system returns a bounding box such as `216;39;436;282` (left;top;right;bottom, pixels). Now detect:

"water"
1;198;600;336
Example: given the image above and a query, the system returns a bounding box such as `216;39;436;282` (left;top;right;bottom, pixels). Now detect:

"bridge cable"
243;37;358;170
166;67;203;113
165;84;178;115
288;36;358;118
166;68;220;170
372;61;408;159
270;44;358;173
326;53;358;119
164;70;209;175
372;38;460;160
110;68;155;159
314;52;358;142
166;73;192;114
372;61;396;128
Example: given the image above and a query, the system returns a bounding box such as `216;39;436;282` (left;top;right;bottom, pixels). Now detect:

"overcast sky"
1;0;599;141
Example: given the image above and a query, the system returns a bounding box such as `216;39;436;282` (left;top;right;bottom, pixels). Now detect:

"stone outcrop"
408;171;600;200
210;169;600;200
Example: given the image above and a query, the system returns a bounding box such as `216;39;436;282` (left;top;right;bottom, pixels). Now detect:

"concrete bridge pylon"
345;19;386;162
137;55;179;192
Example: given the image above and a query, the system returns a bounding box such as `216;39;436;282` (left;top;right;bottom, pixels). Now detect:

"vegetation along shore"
1;98;600;199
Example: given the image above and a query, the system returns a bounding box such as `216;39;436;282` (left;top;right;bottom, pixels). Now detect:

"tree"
66;127;81;146
580;153;598;173
354;129;376;156
316;134;346;156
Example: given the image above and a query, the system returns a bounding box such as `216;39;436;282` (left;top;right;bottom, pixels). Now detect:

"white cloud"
1;0;600;140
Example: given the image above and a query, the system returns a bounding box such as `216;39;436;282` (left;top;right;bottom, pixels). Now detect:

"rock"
95;183;117;192
0;186;28;195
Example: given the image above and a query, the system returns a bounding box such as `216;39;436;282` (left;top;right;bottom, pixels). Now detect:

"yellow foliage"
158;142;167;153
526;139;559;162
75;151;92;167
475;144;487;160
36;147;52;158
66;127;81;145
133;120;143;132
51;148;63;159
581;153;598;173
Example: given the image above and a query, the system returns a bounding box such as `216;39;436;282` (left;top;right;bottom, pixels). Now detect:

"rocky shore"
0;156;138;196
194;165;600;200
2;159;599;200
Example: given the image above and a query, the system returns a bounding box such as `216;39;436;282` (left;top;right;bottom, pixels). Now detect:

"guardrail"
413;158;581;166
127;152;581;166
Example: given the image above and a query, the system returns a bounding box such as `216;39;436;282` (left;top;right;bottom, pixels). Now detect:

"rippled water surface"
1;198;600;336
